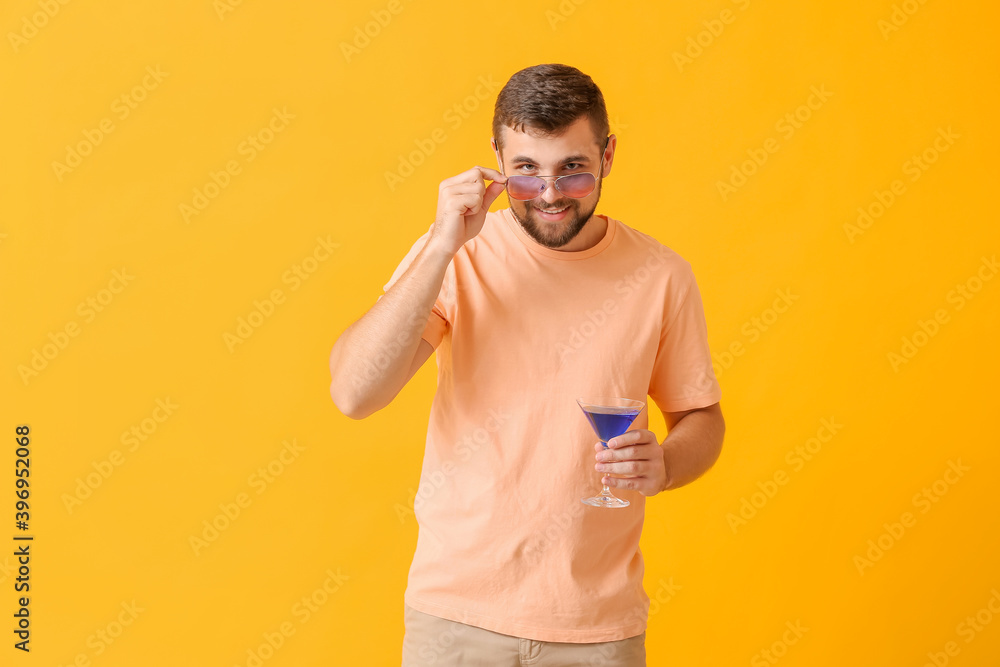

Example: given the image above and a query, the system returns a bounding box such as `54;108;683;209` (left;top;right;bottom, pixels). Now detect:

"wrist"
423;234;456;263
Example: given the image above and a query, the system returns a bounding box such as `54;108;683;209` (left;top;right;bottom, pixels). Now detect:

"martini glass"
577;397;646;508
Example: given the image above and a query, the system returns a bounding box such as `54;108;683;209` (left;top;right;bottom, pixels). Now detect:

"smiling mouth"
537;205;570;214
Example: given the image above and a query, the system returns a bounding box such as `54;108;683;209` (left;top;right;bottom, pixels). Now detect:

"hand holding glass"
577;397;645;508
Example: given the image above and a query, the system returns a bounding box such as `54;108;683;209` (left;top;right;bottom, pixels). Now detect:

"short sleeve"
648;266;722;413
378;228;451;350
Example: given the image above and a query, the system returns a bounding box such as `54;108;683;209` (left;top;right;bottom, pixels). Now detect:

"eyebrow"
509;153;592;165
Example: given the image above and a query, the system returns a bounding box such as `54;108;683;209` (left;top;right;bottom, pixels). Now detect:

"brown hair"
492;64;609;154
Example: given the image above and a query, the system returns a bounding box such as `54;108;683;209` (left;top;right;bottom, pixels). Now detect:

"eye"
564;163;583;170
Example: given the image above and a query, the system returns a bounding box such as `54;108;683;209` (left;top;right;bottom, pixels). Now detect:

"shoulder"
609;216;695;280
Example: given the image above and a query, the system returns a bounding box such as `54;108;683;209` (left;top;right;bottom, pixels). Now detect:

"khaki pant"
401;603;646;666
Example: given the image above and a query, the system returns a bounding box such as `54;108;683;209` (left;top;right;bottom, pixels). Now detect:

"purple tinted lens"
505;173;596;200
506;176;545;200
555;173;596;198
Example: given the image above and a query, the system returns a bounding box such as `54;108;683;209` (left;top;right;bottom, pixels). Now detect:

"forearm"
659;404;726;491
329;238;453;417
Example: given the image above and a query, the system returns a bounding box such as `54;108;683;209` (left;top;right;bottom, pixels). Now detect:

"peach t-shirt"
381;207;721;643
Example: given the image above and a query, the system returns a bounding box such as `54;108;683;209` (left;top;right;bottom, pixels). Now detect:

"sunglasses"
499;136;610;201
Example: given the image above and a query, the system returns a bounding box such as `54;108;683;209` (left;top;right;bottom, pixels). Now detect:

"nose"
539;178;562;203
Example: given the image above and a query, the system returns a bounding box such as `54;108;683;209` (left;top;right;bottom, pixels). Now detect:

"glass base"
582;488;630;508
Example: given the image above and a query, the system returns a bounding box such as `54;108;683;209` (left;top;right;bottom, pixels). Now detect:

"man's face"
493;116;612;250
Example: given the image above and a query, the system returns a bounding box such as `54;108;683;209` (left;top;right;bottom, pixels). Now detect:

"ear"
491;138;503;172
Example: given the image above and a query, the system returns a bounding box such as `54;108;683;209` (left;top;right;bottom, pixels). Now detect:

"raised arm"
328;165;507;419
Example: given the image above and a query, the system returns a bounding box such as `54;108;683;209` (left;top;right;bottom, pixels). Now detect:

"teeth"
539;207;568;214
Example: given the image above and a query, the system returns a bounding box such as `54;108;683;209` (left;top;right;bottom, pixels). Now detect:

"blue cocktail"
577;397;646;508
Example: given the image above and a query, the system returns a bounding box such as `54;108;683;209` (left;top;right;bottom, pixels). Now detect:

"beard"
508;180;602;249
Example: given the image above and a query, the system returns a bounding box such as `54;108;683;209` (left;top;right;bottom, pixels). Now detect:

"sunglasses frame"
495;135;610;201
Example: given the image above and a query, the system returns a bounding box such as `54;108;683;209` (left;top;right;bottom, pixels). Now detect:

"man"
329;63;725;666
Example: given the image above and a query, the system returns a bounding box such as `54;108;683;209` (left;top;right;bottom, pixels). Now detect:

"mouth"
535;205;570;221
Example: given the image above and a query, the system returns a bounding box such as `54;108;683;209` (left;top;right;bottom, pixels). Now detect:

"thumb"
483;180;506;209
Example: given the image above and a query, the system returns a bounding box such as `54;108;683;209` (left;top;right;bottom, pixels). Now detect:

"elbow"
328;341;365;419
330;380;370;420
712;407;726;461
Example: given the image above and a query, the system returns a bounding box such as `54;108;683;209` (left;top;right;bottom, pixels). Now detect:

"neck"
558;213;606;252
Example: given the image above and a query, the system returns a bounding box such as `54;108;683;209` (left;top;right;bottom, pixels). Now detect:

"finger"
598;445;653;463
597;460;644;475
441;174;504;203
603;474;645;490
608;431;643;448
441;179;485;197
444;193;487;216
615;446;655;461
596;444;617;461
475;166;507;183
482;180;506;208
438;167;497;191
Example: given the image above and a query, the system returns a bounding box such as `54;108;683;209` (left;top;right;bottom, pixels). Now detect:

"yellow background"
2;0;998;664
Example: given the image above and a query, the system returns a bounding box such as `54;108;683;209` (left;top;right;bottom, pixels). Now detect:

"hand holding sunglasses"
429;166;509;257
